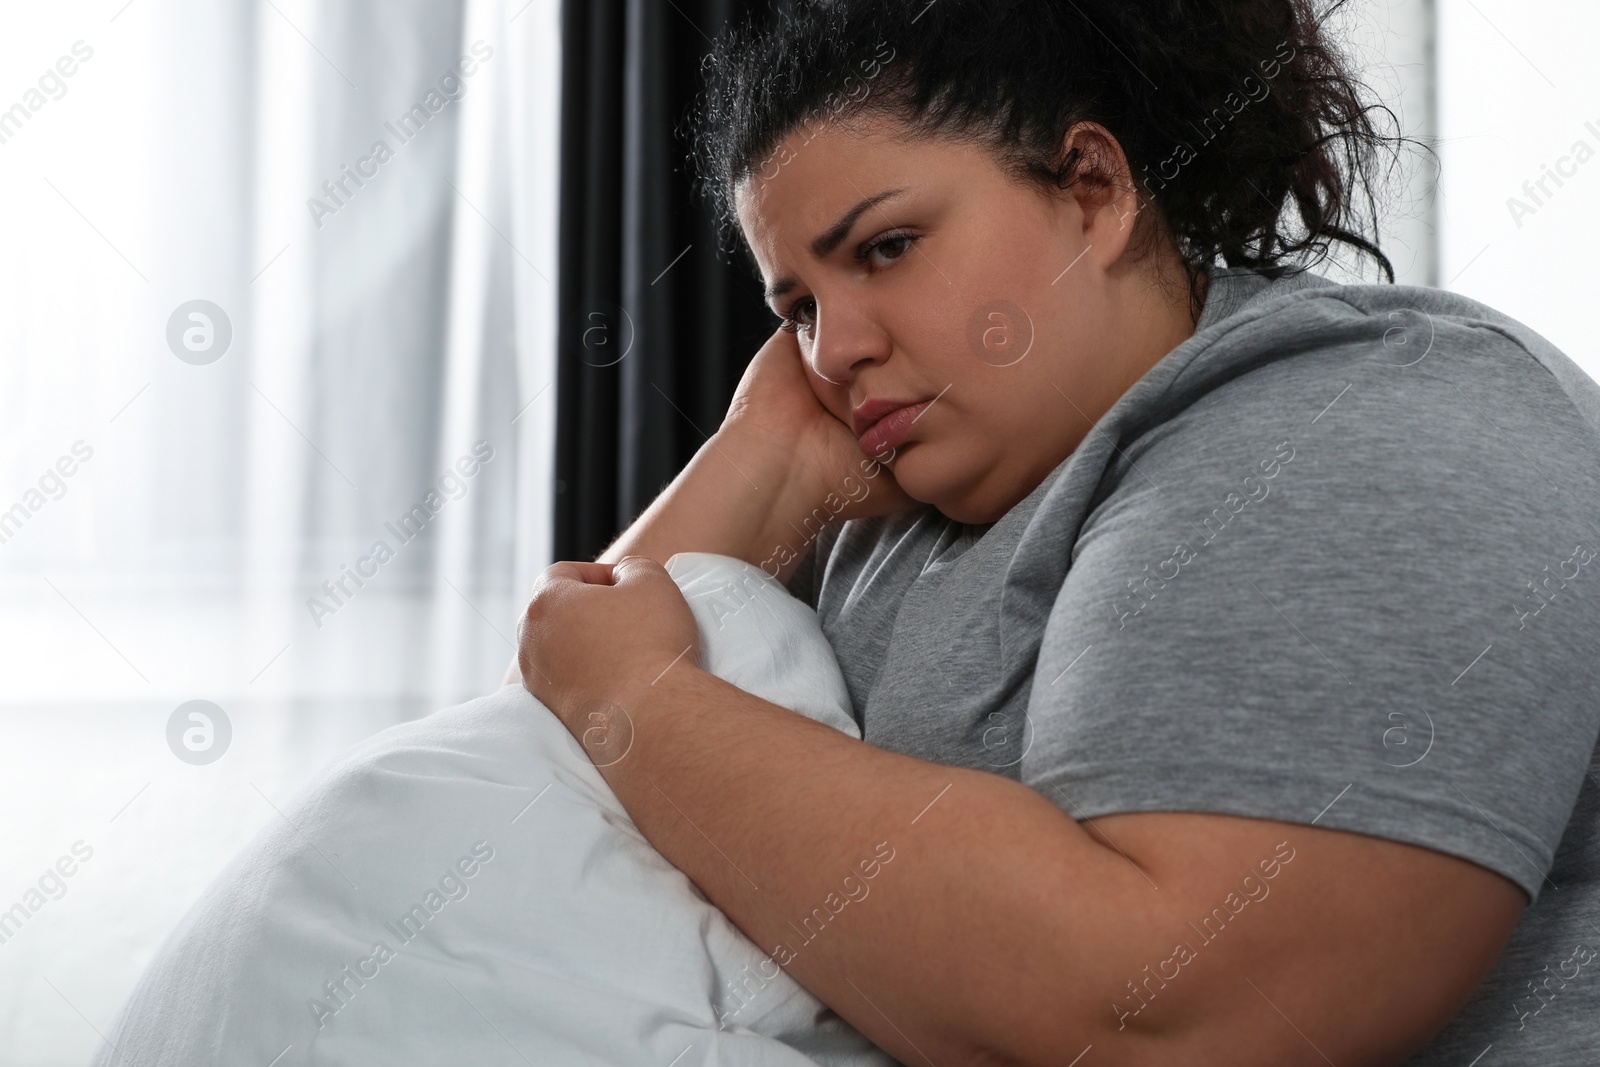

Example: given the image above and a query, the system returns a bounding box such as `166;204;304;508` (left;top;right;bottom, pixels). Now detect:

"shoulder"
1081;277;1600;576
1089;276;1600;505
1174;274;1599;424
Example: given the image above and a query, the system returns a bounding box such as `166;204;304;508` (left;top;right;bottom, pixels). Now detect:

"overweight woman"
514;0;1600;1063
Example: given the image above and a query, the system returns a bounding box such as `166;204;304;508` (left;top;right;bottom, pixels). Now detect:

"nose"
806;296;890;387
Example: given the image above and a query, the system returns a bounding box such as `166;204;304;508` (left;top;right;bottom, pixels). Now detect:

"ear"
1057;121;1144;267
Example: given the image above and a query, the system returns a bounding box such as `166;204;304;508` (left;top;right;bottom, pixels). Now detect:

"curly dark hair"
685;0;1409;316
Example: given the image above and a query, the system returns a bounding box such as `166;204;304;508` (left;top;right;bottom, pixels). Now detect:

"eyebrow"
763;186;911;308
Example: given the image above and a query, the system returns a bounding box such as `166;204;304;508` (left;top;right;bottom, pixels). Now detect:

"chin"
893;443;995;524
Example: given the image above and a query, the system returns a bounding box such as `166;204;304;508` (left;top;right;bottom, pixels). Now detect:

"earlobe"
1078;181;1142;274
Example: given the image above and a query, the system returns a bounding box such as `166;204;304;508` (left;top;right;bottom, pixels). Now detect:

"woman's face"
734;114;1198;524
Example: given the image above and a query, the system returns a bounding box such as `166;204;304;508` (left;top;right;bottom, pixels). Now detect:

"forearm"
594;427;810;583
598;665;1159;1067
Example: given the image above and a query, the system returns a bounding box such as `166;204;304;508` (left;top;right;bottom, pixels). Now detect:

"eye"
859;231;916;267
779;297;817;335
777;229;920;336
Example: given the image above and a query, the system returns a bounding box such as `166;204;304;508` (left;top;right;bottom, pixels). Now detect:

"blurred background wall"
0;0;1595;1061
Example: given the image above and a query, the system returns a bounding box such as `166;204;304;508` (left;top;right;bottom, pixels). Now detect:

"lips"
852;397;932;458
851;397;928;439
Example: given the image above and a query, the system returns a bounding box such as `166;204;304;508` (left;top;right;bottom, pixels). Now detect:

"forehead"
734;119;886;241
733;117;990;283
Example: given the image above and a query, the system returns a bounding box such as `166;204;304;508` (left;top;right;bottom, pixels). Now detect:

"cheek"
891;243;1066;448
886;300;1027;447
939;242;1062;386
959;379;1038;463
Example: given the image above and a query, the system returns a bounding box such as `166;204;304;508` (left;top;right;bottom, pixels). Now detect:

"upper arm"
1079;810;1526;1065
1013;312;1600;1063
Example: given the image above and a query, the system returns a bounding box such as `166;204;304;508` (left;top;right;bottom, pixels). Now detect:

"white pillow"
667;551;859;735
94;552;893;1067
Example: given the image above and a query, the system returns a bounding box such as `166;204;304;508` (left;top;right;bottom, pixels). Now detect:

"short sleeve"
1021;309;1600;904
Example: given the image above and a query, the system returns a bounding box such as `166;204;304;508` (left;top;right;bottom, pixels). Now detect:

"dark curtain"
553;0;786;562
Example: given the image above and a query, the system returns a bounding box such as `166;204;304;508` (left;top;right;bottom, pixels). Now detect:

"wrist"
704;425;813;571
569;662;711;771
709;420;802;502
596;426;792;569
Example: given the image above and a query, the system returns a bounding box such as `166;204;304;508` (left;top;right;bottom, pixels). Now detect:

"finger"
615;556;691;597
770;321;801;353
612;555;669;583
540;560;617;587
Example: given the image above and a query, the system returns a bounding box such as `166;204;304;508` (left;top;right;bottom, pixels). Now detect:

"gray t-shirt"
786;266;1600;1062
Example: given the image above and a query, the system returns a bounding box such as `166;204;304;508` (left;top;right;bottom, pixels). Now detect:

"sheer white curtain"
0;0;558;712
0;2;558;1062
